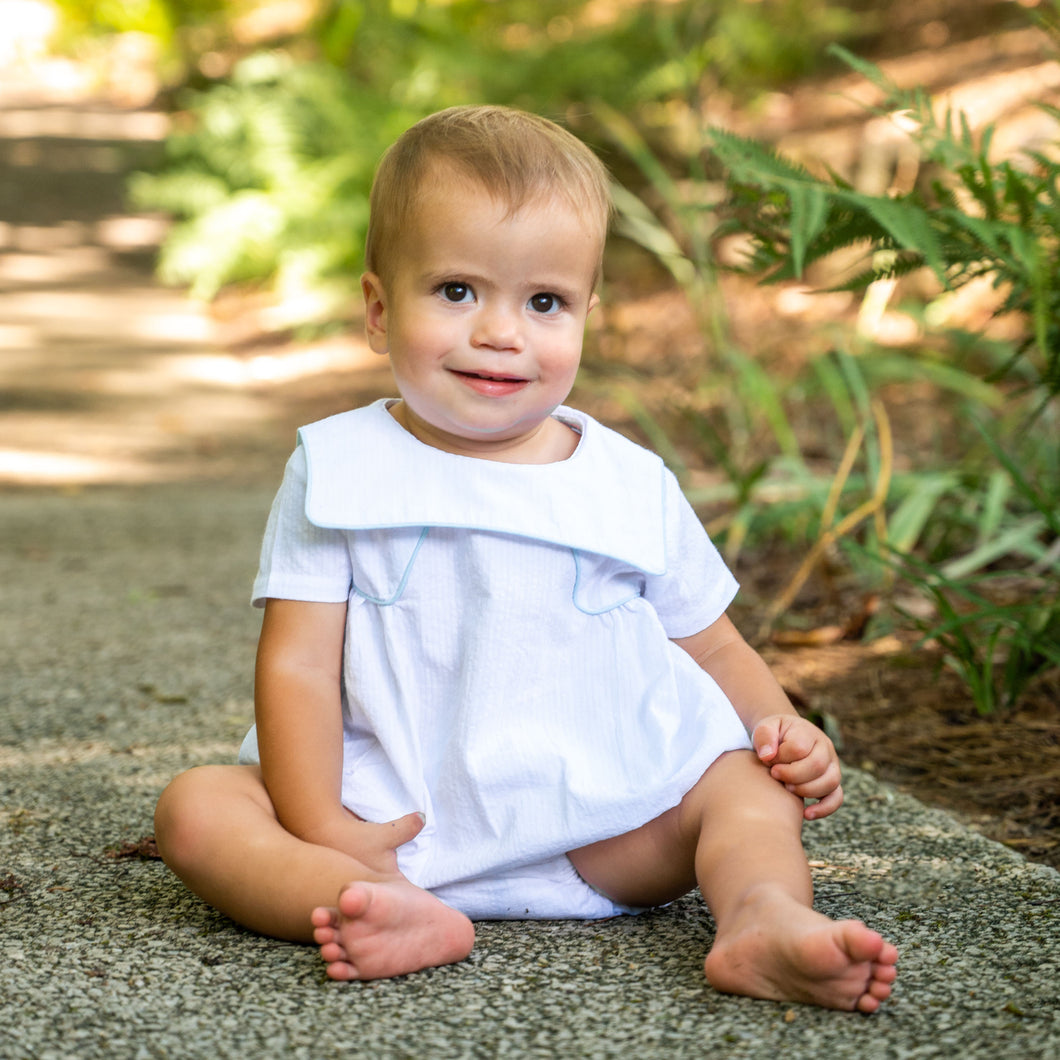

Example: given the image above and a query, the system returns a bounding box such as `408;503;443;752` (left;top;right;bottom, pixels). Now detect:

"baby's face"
362;166;603;462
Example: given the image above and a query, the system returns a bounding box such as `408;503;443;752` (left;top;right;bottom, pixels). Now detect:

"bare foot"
310;879;475;980
703;888;898;1012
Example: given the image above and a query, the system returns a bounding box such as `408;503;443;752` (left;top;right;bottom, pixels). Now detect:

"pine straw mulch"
755;615;1060;871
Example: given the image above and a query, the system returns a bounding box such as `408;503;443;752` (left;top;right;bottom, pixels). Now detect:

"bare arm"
254;597;353;847
672;613;796;731
673;613;843;819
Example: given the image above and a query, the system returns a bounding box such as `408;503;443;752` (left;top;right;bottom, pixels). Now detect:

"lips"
452;368;530;396
455;369;526;382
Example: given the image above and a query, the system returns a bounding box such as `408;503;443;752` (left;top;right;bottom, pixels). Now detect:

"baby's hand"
752;714;843;820
311;809;426;874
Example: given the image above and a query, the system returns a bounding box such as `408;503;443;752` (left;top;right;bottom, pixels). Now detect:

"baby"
155;104;897;1012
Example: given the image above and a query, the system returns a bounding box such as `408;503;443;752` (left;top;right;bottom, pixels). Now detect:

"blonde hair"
365;105;612;283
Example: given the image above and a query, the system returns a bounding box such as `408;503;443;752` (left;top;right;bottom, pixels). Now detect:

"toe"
325;960;359;981
856;993;883;1014
312;924;338;946
839;921;889;964
310;905;338;929
867;977;894;1002
336;881;373;919
319;940;348;964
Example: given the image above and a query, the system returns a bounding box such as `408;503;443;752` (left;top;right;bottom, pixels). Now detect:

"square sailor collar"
297;400;671;576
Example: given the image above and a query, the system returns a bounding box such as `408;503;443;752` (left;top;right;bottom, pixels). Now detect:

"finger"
771;723;827;765
770;750;834;786
752;718;784;763
380;810;426;849
803;784;844;820
770;741;838;785
784;767;839;797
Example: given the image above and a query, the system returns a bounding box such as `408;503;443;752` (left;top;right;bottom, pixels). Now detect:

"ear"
361;272;389;354
587;292;600;316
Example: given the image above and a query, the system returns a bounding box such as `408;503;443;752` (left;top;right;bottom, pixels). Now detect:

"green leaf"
597;101;682;203
787;182;830;276
977;469;1012;547
725;351;802;464
709;126;817;186
826;44;893;95
972;417;1060;535
941;515;1049;580
858;196;946;282
887;473;960;553
614;389;688;480
610;184;696;288
864;354;1003;407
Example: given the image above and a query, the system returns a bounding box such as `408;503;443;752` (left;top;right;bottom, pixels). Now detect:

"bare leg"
154;765;474;979
569;751;898;1012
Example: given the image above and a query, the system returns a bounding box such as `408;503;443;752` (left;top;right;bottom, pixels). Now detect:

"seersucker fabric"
240;399;752;919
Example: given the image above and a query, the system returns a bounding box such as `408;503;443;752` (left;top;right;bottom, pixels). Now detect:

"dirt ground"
573;286;1059;871
756;596;1060;869
1;1;1056;869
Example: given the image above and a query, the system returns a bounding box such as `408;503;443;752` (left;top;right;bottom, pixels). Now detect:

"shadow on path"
0;69;386;487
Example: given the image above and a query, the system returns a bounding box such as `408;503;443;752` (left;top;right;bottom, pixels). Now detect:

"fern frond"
826;44;895;99
708;127;820;186
1001;163;1039;229
927;178;961;212
850;194;946;282
829;252;927;293
786;182;831;275
715;42;1060;395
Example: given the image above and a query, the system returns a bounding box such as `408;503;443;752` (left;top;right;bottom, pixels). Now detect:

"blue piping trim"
571;549;643;616
352;526;430;605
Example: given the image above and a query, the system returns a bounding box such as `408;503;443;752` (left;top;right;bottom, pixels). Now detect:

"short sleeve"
251;445;353;607
642;470;739;638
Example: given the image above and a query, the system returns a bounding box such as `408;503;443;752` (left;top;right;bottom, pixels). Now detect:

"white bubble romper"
240;399;752;919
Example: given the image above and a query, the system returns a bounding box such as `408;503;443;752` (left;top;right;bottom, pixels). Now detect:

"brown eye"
529;293;560;314
442;283;471;302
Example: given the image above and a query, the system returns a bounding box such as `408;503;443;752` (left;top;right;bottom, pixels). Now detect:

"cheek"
391;316;448;366
541;327;584;376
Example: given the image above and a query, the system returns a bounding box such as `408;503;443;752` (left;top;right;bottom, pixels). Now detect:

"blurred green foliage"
114;0;856;319
52;0;1059;710
713;45;1060;402
52;0;234;80
131;53;390;310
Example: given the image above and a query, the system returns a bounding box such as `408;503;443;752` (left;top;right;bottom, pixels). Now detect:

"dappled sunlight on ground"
0;44;387;487
0;224;384;485
0;235;381;484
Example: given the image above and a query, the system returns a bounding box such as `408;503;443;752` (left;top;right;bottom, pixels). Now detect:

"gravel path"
2;483;1059;1059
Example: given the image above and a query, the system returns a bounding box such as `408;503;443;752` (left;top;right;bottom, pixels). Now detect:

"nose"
470;303;524;352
